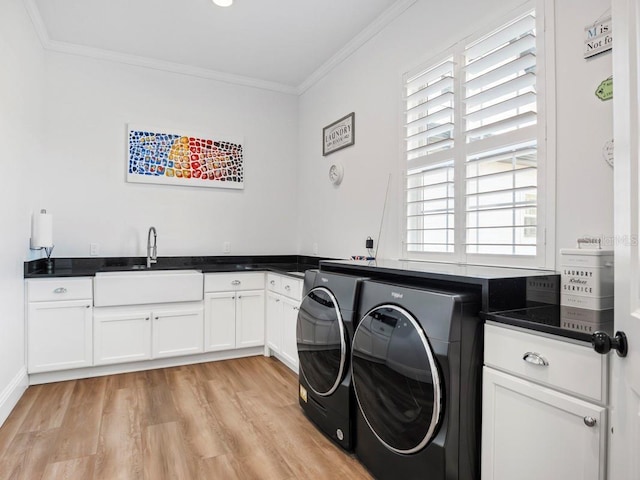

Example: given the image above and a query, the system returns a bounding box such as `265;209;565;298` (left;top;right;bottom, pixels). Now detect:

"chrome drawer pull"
583;416;597;427
523;352;549;366
270;280;276;285
231;280;241;286
284;285;291;291
53;287;68;294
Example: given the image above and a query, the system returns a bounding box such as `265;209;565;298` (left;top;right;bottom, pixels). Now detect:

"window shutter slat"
464;53;536;92
465;34;536;77
465;72;536;109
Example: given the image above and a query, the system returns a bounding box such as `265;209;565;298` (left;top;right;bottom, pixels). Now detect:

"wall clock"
329;164;344;185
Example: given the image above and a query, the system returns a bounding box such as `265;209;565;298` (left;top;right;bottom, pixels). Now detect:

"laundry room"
1;0;636;479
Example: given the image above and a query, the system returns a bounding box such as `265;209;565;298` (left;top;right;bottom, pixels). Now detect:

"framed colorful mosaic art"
127;125;244;189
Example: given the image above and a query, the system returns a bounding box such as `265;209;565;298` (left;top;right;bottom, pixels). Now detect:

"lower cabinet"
204;289;265;351
280;297;300;368
26;277;94;373
265;274;302;372
482;367;605;480
94;302;203;365
27;299;93;373
482;323;607;480
203;272;266;352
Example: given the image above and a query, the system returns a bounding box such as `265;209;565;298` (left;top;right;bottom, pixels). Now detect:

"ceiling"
28;0;408;93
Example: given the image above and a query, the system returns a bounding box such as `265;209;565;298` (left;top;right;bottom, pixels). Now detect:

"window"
403;4;552;268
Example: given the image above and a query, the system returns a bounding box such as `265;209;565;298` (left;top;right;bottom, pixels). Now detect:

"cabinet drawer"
484;323;607;403
204;272;265;292
266;273;281;293
281;277;302;300
27;277;93;302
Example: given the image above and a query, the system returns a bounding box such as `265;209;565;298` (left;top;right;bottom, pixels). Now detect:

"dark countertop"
320;258;557;281
319;258;560;313
482;305;614;343
24;255;322;279
318;259;614;343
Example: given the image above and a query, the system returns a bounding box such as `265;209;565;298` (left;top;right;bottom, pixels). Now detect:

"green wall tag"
596;77;613;101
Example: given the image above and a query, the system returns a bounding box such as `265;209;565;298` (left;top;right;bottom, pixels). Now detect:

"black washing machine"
352;280;483;480
296;270;368;450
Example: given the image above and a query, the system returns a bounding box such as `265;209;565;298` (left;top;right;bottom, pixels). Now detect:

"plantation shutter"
404;58;456;253
463;10;538;256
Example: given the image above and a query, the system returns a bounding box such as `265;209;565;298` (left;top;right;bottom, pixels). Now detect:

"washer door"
296;287;347;396
352;304;443;454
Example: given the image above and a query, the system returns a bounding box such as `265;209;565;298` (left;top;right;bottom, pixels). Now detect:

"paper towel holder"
30;209;55;273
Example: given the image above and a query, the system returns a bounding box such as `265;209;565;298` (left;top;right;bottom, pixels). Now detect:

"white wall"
0;0;44;423
297;0;613;267
31;53;299;258
554;0;613;263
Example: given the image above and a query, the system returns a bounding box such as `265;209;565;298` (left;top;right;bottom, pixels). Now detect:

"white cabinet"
93;302;203;365
204;273;265;352
26;278;93;373
265;273;302;372
266;293;282;352
94;308;151;365
153;305;204;358
482;323;608;480
280;296;300;368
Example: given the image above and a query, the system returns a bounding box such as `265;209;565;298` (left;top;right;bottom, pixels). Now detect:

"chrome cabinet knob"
53;287;67;294
583;416;597;427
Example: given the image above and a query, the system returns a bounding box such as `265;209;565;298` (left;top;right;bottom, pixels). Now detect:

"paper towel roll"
31;210;53;248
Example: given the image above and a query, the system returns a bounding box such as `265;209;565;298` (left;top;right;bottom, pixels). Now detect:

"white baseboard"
0;367;28;428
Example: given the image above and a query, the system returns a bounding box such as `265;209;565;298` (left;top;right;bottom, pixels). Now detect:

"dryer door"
352;304;443;454
296;287;347;396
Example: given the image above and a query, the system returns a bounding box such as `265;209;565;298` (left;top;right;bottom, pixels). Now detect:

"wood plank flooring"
0;356;372;480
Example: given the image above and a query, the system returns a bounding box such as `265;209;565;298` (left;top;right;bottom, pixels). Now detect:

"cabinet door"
153;304;204;358
482;367;606;480
94;310;152;365
204;292;236;351
266;292;283;352
280;297;300;372
28;300;93;373
236;290;265;348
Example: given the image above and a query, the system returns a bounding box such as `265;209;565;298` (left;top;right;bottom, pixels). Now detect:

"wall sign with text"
584;16;612;59
323;112;355;156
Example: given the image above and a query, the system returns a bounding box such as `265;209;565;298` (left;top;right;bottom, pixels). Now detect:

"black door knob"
591;331;628;357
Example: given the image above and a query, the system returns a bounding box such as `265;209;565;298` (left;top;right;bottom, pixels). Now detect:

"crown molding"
296;0;418;95
23;0;417;97
47;40;299;95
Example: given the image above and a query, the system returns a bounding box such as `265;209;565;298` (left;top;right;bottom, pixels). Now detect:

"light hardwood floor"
0;356;372;480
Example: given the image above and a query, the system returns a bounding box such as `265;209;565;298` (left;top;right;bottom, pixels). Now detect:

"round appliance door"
296;287;347;396
352;304;443;454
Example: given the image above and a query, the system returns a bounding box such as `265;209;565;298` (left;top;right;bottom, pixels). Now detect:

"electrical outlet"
90;243;100;256
312;242;318;255
223;241;231;254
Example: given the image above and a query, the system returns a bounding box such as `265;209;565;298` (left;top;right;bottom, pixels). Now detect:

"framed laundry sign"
323;113;355;156
127;124;244;189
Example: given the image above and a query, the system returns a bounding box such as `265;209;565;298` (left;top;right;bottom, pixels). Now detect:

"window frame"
400;0;556;269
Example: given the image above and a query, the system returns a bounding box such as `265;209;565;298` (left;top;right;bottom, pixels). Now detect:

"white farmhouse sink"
94;269;203;307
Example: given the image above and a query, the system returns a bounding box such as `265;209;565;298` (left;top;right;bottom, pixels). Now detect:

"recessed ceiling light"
212;0;233;6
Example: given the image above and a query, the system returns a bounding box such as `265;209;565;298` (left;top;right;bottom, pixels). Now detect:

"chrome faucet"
147;226;157;268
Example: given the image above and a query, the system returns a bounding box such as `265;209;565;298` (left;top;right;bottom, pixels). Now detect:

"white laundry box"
560;242;613;310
